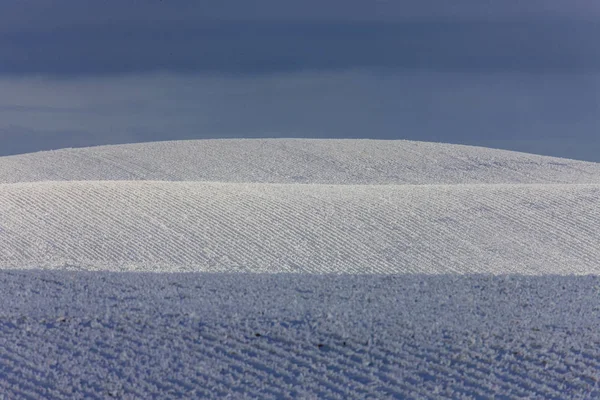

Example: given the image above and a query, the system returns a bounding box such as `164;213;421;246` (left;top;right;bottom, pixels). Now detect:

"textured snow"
2;272;600;399
2;139;600;185
1;181;600;275
1;139;600;399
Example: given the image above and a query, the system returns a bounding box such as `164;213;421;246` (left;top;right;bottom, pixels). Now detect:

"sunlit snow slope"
1;181;599;274
2;139;600;184
1;139;600;274
2;139;600;399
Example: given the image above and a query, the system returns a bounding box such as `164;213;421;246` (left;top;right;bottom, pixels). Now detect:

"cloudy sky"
1;0;599;160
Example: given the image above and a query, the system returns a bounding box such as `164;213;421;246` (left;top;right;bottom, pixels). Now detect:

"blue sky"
1;1;599;160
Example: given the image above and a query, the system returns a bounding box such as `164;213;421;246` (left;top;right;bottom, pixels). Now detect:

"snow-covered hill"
2;139;600;184
1;139;599;399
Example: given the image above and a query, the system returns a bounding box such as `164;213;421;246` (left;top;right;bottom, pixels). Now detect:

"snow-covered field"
1;139;599;399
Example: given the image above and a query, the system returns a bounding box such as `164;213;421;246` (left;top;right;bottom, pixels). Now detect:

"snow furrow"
2;270;599;399
2;313;598;399
2;181;599;274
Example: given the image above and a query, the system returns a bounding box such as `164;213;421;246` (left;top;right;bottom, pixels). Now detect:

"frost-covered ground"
1;139;600;399
2;272;599;399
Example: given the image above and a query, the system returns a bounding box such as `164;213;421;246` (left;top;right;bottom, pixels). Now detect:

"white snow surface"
1;181;600;275
1;139;600;399
2;138;600;185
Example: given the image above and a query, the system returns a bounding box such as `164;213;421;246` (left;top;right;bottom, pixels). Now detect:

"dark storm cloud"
1;0;599;163
1;20;600;76
1;0;600;27
1;0;599;76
